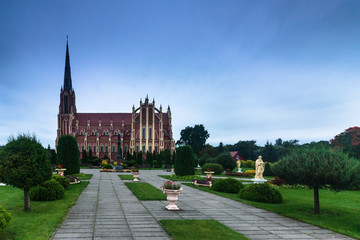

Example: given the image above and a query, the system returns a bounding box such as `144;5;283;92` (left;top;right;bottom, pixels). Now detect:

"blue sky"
1;0;360;148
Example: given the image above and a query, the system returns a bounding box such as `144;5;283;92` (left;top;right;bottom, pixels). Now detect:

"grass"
184;183;360;239
0;181;89;240
68;173;93;180
118;174;140;180
160;219;249;240
125;182;166;200
159;175;205;182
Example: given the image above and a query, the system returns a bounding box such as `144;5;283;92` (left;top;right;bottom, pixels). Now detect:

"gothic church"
56;41;175;160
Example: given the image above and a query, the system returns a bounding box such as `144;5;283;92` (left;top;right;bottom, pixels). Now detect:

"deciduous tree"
331;127;360;159
176;124;209;155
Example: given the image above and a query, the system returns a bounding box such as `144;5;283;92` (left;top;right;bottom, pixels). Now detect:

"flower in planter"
130;167;139;172
192;179;215;185
56;164;64;169
162;181;181;190
66;176;80;183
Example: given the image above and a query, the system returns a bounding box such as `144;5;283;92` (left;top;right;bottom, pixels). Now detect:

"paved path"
51;169;354;240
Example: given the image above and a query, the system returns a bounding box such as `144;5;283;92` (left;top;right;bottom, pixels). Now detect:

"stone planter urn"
131;171;140;182
163;188;183;210
56;168;66;176
204;171;214;182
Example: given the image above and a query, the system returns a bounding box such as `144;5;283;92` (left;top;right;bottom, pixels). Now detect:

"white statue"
255;156;265;180
236;159;241;169
236;159;242;173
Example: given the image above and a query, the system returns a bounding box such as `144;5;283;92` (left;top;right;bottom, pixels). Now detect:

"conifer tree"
82;149;88;163
175;146;195;176
272;148;360;214
146;151;153;169
0;134;52;210
57;135;80;175
136;151;143;166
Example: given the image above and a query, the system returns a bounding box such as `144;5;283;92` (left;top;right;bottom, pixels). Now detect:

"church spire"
63;36;72;91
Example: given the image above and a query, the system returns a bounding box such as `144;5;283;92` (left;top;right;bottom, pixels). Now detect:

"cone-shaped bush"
57;135;80;175
175;145;195;176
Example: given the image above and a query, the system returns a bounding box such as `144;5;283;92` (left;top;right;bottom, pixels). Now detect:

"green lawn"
160;219;249;240
119;174;140;180
69;173;93;180
125;182;166;200
185;183;360;239
159;174;205;182
0;181;89;240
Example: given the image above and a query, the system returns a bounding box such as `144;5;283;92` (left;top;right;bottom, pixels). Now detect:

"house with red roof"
230;151;244;162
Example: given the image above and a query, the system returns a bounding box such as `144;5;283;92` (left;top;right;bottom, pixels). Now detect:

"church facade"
56;41;175;160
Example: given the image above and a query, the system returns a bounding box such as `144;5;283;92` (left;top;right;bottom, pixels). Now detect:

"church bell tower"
56;38;77;148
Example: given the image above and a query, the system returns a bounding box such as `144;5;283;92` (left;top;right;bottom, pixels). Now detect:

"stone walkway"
51;169;354;240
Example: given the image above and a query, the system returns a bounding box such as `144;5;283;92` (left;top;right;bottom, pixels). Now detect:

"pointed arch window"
149;126;152;140
114;129;120;136
103;129;110;136
124;144;128;153
91;129;97;136
80;129;86;136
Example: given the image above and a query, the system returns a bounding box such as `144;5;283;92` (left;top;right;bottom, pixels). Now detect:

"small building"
230;151;244;162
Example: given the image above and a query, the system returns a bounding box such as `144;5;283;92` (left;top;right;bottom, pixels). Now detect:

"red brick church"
56;41;175;161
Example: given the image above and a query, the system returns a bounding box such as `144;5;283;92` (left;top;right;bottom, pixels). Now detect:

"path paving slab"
51;169;355;240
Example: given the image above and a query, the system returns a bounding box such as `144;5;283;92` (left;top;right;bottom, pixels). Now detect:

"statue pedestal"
251;179;267;184
115;165;123;170
237;168;242;173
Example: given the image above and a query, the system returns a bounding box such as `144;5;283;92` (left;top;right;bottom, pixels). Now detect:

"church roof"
75;113;132;125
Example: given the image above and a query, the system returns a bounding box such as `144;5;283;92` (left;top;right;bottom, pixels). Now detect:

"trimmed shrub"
102;164;113;169
31;179;65;201
238;183;282;203
211;178;244;193
57;135;80;175
0;206;12;233
216;153;236;171
52;175;70;189
175;146;195;176
202;163;224;174
241;160;254;168
251;161;256;169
